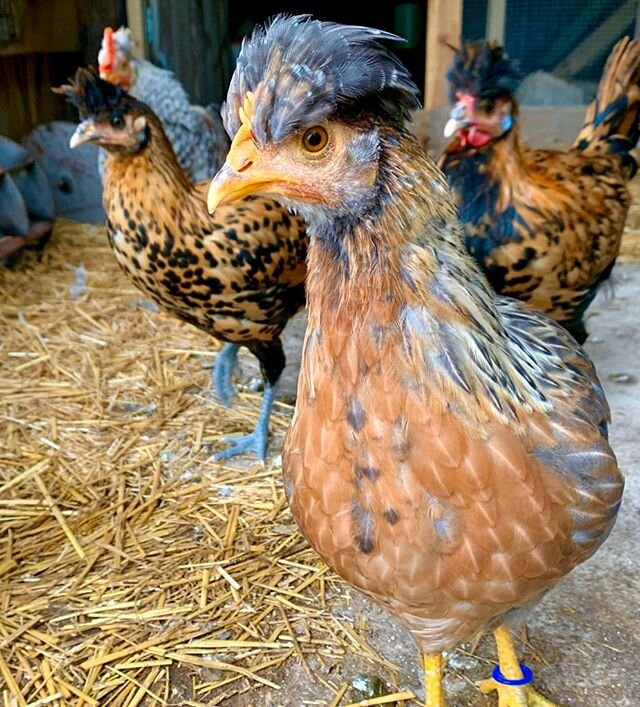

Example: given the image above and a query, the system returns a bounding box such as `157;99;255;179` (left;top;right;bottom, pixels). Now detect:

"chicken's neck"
445;127;531;210
103;116;200;214
306;130;501;332
304;129;550;423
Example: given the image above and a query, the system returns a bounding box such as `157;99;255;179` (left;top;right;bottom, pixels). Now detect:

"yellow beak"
69;119;98;148
207;127;296;214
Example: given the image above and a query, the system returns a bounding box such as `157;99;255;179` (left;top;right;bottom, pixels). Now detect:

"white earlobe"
133;115;147;132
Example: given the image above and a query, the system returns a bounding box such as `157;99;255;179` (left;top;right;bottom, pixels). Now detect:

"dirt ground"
223;261;640;707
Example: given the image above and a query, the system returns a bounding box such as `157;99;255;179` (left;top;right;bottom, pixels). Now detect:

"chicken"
208;15;624;705
438;39;640;344
98;26;229;182
54;68;307;461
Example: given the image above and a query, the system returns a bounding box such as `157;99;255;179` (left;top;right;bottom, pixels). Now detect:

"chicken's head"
207;15;421;235
54;68;148;154
444;41;522;148
98;27;135;91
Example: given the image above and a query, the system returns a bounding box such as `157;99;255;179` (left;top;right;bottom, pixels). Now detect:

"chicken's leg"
478;625;559;706
210;339;284;462
423;654;445;707
210;382;276;462
212;343;240;407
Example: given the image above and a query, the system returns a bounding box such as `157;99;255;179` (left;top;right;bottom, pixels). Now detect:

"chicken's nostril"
237;160;253;173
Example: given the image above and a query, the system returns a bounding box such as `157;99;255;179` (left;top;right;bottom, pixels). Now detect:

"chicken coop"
1;1;640;706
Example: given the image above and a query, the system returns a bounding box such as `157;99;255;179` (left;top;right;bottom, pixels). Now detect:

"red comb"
99;27;115;73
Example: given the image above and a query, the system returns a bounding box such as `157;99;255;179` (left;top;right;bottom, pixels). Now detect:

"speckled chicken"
208;15;624;705
438;39;640;343
98;27;229;182
55;68;307;461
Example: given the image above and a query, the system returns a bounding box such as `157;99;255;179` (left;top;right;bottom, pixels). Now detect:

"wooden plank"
0;0;79;56
486;0;507;44
0;52;80;140
126;0;149;59
425;0;462;110
149;0;230;106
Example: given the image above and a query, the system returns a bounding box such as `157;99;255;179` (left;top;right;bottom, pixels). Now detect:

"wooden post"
486;0;507;44
425;0;463;110
126;0;149;59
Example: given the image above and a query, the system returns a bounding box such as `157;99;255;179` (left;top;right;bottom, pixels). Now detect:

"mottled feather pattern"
440;37;640;342
574;36;640;154
62;68;307;388
286;130;622;652
223;14;421;143
224;15;623;662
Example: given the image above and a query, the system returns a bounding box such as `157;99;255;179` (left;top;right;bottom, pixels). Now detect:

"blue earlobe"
501;114;514;133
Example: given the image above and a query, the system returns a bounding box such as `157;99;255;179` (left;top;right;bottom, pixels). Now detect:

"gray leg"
212;343;239;407
210;382;276;463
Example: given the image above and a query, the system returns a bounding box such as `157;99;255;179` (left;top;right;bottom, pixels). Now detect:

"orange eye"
301;126;329;153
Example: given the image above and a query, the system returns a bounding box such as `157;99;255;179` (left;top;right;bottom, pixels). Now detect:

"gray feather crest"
223;14;421;142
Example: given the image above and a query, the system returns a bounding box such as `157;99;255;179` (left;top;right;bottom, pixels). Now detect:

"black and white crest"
447;42;523;101
54;67;126;120
223;14;421;142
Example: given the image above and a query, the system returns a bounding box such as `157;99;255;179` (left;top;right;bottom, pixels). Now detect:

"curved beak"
69;119;98;148
207;130;296;214
443;101;472;138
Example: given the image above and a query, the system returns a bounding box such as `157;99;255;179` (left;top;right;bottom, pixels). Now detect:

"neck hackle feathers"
54;67;126;119
447;41;523;101
223;14;421;143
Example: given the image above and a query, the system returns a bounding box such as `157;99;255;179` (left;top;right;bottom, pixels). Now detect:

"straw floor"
0;221;411;706
2;177;640;707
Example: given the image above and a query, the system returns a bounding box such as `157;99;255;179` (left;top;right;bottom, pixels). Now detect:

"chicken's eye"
111;114;124;128
301;126;329;154
481;99;495;114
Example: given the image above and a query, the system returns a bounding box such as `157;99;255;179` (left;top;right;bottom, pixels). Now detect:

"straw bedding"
0;221;411;707
2;181;640;705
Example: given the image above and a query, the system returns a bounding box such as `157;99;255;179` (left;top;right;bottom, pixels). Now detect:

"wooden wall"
0;0;125;141
148;0;231;107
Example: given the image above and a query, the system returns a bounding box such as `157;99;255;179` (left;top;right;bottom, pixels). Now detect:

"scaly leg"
210;382;275;462
212;343;239;407
424;654;445;707
478;625;559;706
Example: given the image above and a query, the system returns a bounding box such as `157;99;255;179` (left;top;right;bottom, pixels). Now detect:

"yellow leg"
477;625;560;706
423;654;445;707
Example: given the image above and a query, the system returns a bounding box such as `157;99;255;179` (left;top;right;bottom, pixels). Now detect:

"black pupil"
112;115;123;127
307;131;322;147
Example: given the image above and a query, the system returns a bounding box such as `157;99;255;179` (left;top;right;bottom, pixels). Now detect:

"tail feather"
573;36;640;156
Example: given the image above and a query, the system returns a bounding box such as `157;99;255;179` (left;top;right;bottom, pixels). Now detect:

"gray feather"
223;14;421;143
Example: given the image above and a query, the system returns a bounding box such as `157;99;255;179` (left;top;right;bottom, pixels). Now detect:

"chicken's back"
442;137;631;342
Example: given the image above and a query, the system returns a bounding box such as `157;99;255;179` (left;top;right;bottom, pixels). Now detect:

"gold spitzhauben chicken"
55;68;307;461
208;15;624;705
439;39;640;344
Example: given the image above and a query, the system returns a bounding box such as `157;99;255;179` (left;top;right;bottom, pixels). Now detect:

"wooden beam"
126;0;149;59
425;0;463;110
554;0;635;78
486;0;507;44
